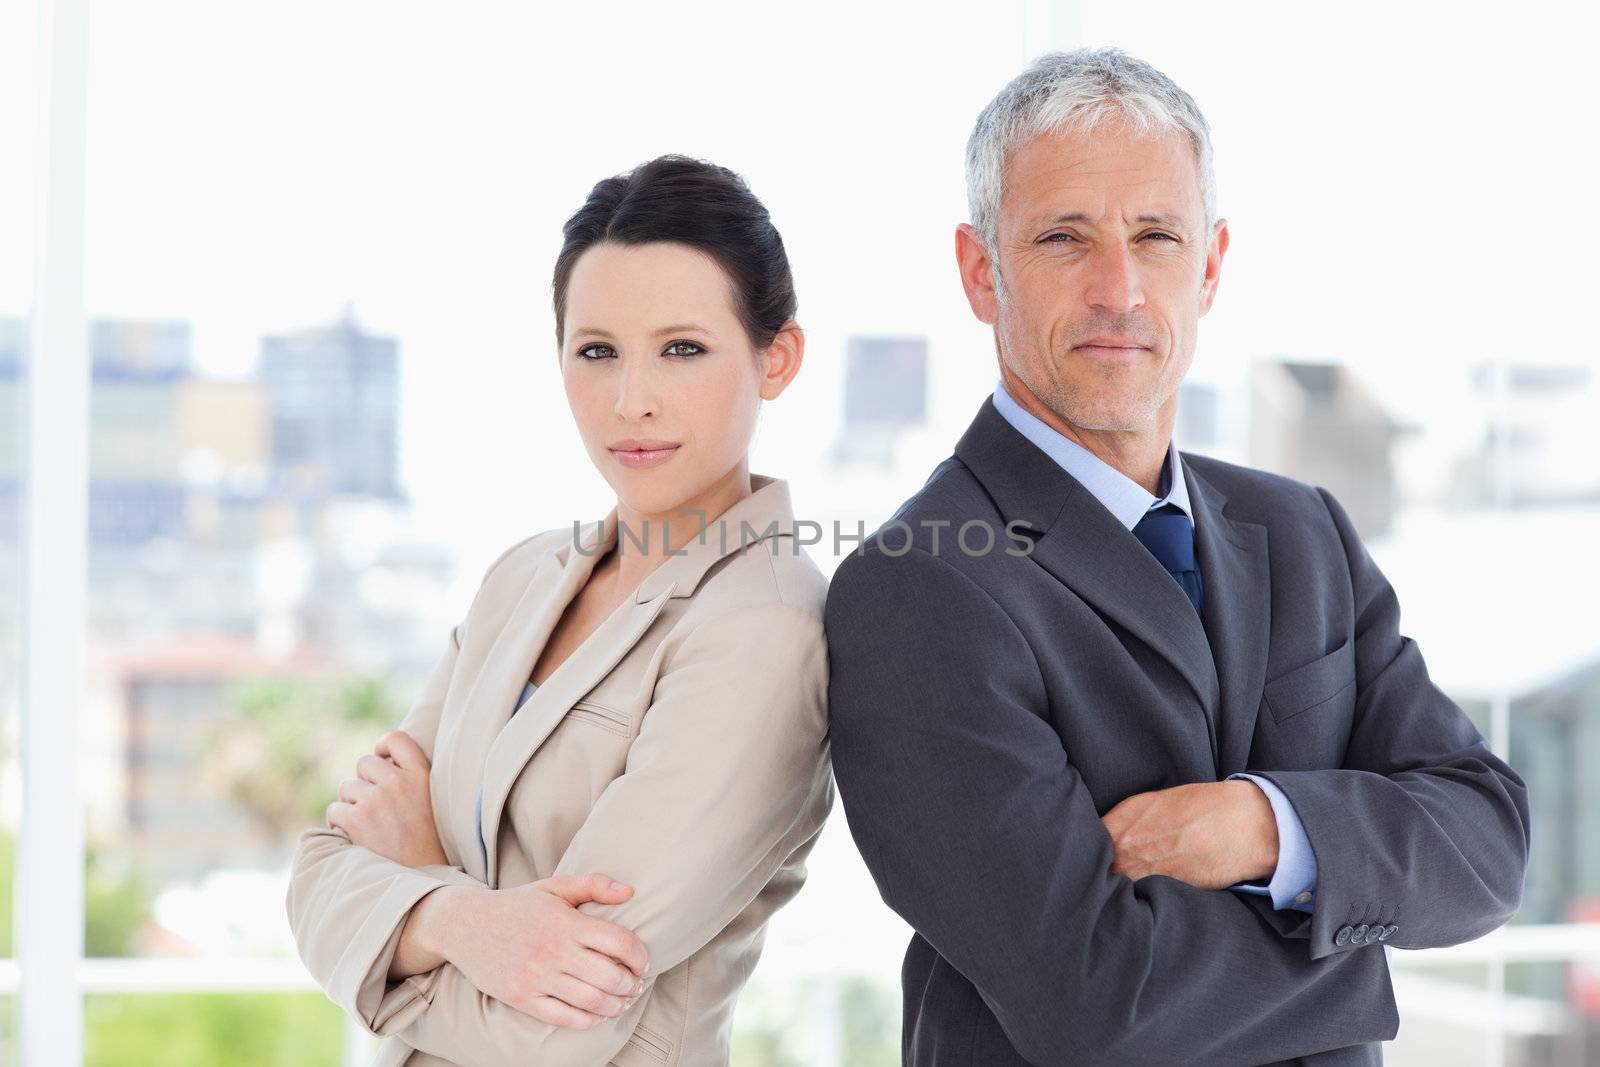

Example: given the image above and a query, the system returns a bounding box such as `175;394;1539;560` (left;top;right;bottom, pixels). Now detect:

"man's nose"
1083;242;1146;314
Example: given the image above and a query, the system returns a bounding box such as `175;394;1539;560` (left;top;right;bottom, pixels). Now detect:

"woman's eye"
664;341;704;358
576;343;616;360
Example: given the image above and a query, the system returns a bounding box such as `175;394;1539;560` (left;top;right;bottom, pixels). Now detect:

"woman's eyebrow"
571;324;714;339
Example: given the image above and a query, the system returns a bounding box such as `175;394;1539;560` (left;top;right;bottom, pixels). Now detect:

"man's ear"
1198;217;1229;315
955;223;1001;326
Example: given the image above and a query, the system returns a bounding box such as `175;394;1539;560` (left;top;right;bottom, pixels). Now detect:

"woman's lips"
609;445;681;469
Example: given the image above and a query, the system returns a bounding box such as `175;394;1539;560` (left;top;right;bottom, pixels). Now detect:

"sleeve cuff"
343;863;483;1032
1226;773;1318;913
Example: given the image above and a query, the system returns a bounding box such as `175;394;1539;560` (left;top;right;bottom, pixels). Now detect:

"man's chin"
1048;398;1155;435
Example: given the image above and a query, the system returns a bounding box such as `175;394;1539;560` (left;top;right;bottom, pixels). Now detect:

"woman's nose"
613;359;661;420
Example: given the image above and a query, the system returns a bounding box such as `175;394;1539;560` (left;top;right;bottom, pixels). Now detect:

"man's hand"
1100;780;1278;889
326;730;449;869
403;875;651;1030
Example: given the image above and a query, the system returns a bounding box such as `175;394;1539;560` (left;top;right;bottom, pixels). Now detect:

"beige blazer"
286;473;833;1067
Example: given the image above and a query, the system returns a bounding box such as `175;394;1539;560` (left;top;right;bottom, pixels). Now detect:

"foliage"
0;831;153;958
730;972;900;1067
201;673;401;846
82;993;344;1067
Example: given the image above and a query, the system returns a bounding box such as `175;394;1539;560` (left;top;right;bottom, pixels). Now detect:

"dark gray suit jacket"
823;395;1530;1066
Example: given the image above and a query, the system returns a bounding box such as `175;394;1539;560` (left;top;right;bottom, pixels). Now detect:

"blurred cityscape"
3;305;1600;1061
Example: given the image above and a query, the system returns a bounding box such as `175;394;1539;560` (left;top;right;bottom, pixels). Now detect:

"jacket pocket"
566;699;633;737
609;1021;674;1065
1263;636;1356;725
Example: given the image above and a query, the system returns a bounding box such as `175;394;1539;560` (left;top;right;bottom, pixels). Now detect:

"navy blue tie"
1132;503;1204;620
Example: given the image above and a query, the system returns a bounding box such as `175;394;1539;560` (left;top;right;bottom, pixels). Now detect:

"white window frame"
20;0;89;1064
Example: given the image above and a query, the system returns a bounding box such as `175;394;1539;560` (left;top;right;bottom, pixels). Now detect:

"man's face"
959;121;1228;436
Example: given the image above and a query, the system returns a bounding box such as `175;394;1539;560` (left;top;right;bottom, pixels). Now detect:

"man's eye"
1145;232;1179;242
577;343;616;360
1041;233;1075;243
664;341;704;358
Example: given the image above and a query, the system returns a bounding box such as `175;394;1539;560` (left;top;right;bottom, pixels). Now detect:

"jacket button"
1363;925;1384;945
1378;924;1398;942
1335;925;1354;946
1351;924;1370;944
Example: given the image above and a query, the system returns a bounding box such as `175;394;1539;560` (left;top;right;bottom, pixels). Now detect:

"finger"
575;914;650;977
376;730;428;771
547;971;633;1018
356;753;397;785
326;800;355;830
337;777;375;804
542;873;633;908
565;946;645;1000
519;994;605;1031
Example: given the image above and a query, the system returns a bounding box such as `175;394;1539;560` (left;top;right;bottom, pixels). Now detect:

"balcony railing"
0;924;1593;1066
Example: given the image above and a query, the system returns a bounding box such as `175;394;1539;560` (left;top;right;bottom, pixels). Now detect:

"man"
823;47;1530;1066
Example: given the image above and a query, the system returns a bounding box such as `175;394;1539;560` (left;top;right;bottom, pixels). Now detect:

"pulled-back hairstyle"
552;155;797;350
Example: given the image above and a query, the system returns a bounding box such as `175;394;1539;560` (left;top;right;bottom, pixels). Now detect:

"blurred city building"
827;335;929;470
0;310;459;899
1447;359;1600;509
1250;358;1405;539
259;302;403;502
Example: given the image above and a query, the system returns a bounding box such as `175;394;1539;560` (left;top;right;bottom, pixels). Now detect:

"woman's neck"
609;461;754;597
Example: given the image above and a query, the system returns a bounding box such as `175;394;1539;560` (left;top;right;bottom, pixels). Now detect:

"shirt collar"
991;377;1192;532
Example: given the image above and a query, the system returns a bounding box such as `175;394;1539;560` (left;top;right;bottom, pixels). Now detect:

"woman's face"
560;240;778;519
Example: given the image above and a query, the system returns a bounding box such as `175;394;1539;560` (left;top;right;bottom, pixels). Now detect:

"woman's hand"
410;874;652;1029
326;730;450;869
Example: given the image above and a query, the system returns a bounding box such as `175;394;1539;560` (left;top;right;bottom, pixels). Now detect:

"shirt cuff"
1225;772;1318;912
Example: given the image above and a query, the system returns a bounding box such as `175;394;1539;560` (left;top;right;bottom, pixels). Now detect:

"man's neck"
999;366;1174;496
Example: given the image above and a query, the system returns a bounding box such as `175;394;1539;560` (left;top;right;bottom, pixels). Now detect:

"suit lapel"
955;397;1222;740
1027;488;1222;728
1186;460;1272;777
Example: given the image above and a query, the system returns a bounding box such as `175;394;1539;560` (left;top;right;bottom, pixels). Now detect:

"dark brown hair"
552;154;798;350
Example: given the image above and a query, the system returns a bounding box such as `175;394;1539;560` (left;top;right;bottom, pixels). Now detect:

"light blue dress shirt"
991;378;1317;913
475;678;540;876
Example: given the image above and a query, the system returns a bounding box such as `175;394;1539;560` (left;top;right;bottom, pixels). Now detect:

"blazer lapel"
437;527;592;878
1185;460;1272;778
473;473;801;887
955;396;1222;735
470;509;671;887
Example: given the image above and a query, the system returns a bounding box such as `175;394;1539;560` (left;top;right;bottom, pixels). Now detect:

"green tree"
201;674;400;847
0;831;153;957
84;992;343;1067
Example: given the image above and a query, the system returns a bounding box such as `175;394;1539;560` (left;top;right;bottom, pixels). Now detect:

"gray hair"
965;47;1217;288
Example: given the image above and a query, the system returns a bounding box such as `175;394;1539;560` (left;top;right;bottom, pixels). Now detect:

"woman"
287;155;831;1067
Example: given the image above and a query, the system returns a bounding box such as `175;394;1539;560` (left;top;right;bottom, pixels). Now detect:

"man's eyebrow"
1040;211;1190;229
1135;212;1189;229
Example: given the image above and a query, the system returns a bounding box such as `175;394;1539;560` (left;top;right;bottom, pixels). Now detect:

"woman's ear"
758;322;805;401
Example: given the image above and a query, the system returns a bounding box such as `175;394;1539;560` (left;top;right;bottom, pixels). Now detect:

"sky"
5;0;1598;571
